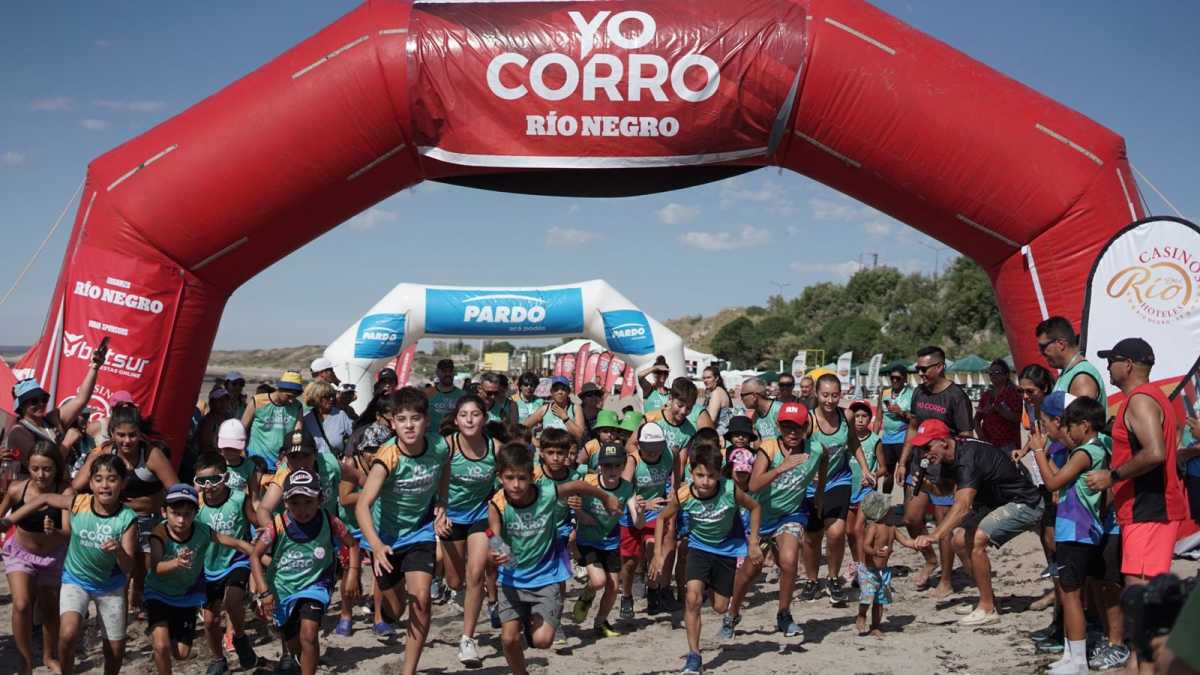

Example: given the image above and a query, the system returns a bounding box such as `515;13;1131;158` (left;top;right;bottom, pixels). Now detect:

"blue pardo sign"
601;309;656;355
354;313;406;358
424;288;584;335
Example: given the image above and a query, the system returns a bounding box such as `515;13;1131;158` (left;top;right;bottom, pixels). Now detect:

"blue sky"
2;2;1198;349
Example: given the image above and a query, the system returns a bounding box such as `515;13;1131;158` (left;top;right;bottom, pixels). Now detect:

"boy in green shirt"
488;442;620;675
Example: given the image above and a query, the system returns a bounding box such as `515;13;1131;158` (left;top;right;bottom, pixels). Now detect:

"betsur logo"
62;331;151;377
602;310;655;355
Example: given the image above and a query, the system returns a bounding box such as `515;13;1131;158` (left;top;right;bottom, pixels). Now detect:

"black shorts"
1186;475;1200;523
802;484;852;533
1055;541;1104;590
578;545;621;573
146;599;198;646
281;598;326;642
1090;533;1123;586
204;566;251;607
1040;489;1057;529
443;518;490;542
375;541;436;591
684;548;736;598
882;443;904;471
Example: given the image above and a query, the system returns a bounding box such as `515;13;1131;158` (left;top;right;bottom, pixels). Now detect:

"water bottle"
487;529;514;570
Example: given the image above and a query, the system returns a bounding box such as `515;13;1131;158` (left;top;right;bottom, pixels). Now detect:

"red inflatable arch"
6;0;1142;460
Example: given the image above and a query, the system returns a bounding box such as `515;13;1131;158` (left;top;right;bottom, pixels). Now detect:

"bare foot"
1029;590;1056;611
869;628;885;638
929;584;954;600
44;658;63;675
913;562;938;589
855;616;868;636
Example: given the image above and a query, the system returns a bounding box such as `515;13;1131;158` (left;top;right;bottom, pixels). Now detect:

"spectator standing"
974;360;1021;451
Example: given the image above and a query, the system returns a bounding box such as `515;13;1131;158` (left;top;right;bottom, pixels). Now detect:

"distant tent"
947;354;990;373
758;370;781;384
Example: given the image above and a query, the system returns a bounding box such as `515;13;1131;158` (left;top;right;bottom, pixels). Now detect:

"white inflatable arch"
324;279;685;410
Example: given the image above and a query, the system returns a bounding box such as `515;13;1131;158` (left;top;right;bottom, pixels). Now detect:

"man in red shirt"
1085;338;1187;674
973;360;1021;451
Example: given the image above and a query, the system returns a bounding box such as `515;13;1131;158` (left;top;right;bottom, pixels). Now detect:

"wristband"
257;591;273;599
1110;467;1122;482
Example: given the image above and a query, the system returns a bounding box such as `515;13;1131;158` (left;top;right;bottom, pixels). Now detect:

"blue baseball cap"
225;371;245;382
1040;391;1073;418
164;483;199;506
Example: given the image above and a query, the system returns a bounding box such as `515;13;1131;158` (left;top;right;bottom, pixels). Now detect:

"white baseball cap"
638;422;667;453
310;357;334;374
217;419;246;450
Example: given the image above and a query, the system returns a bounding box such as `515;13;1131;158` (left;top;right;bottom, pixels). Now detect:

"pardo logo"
62;331;151;377
462;294;547;324
354;313;406;359
1105;245;1200;325
487;11;720;104
602;309;655;356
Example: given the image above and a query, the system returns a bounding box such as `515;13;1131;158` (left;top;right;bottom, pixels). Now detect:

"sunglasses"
890;375;905;380
194;473;226;488
914;362;943;374
778;382;795;388
1106;357;1131;368
1037;339;1058;355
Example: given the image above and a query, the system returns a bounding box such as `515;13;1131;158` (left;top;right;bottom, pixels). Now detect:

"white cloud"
30;97;72;111
93;99;167;113
2;151;27;167
790;260;865;280
863;220;893;237
348;207;398;231
545;226;600;247
719;177;798;216
94;40;111;48
679;224;769;251
80;119;110;131
657;202;700;225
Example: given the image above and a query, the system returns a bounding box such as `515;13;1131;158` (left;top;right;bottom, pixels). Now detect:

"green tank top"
881;385;914;441
268;513;335;601
577;476;633;546
447;434;497;523
808;411;852;489
645;412;696;455
492;482;569;583
225;455;256;493
677;478;740;549
644;389;669;413
272;451;343;518
63;495;139;592
631;447;675;502
516;396;543;422
686;401;706;428
337;456;374;537
487;398;513;424
755;400;782;440
429;386;465;431
371;433;448;544
541;402;574;431
759;439;822;520
145;521;214;600
1054;357;1108;410
198;489;249;575
247;393;303;471
850;431;881;498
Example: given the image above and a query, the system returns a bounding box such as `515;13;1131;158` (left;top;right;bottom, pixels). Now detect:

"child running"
728;403;820;640
2;454;138;675
253;469;361;675
572;442;640;638
193;452;261;673
355;387;448;675
856;491;915;636
847;400;885;584
337;423;392;637
216;418;261;504
652;442;763;675
488;441;621;675
145;483;255;675
618;421;674;617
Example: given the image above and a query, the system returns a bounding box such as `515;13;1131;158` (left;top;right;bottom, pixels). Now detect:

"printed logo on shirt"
354;313;407;359
601;309;655;356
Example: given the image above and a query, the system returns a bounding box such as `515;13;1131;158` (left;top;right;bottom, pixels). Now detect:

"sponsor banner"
1082;217;1200;401
56;247;182;417
553;354;566;378
867;353;883;393
601;309;655;356
561;353;577;380
574;341;592;394
409;0;806;169
354;313;407;359
790;351;808;379
620;363;637;399
582;350;602;386
603;356;625;394
595;351;613;385
836;351;853;390
394;344;418;387
424;288;584;336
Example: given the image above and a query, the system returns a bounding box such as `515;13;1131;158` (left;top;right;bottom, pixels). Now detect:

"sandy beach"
2;522;1194;675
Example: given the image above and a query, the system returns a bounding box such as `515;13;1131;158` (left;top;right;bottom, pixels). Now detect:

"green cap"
618;411;644;435
594;409;621;431
861;491;891;523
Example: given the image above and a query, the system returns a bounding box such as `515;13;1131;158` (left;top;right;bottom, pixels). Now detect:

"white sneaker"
957;608;1000;626
1046;656;1088;674
457;635;481;666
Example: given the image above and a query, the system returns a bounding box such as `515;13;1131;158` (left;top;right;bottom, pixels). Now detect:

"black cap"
580;382;603;397
378;367;398;382
726;415;757;440
597;442;627;466
1097;337;1155;365
285;430;318;455
283;469;322;499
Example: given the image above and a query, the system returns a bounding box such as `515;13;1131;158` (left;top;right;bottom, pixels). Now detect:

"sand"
2;527;1195;675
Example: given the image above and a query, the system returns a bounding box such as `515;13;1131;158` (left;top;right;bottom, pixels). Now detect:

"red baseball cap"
909;419;952;447
848;400;873;416
777;401;809;427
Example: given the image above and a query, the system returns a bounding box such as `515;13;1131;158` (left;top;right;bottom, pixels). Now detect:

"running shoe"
798;578;822;602
573;587;596;623
1030;620;1060;640
574;564;590;583
372;622;394;640
274;655;299;674
335;617;353;637
554;624;567;645
826;577;848;606
594;621;621;638
681;652;703;674
619;595;635;620
489;601;502;629
719;614;740;640
646;587;663;614
957;608;1000;626
458;635;482;666
205;658;230;675
776;611;804;639
1089;644;1131;671
232;634;259;669
430;577;449;604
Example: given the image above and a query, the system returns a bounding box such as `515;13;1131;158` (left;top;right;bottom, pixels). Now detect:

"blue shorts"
858;565;893;606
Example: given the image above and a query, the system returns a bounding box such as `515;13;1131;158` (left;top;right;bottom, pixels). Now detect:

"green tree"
711;317;767;368
486;341;517;354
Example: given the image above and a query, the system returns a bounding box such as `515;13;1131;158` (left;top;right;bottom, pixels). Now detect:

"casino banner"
1082;217;1200;403
408;0;807;168
56;245;183;413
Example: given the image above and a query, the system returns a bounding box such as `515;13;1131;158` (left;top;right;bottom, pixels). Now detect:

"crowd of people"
2;315;1199;675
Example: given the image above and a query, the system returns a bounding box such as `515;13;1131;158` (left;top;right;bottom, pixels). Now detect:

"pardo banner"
836;352;854;391
425;288;584;336
1082;217;1200;401
58;246;182;414
409;0;806;169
